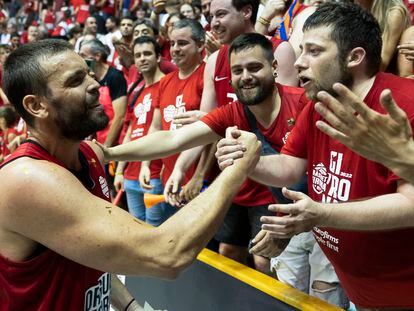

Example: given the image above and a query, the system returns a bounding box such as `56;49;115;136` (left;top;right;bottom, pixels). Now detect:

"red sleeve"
281;101;313;159
200;104;235;137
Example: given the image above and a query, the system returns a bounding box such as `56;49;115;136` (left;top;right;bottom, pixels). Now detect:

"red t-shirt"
0;141;111;310
202;84;308;206
155;63;205;185
214;45;237;107
282;72;414;308
124;82;162;180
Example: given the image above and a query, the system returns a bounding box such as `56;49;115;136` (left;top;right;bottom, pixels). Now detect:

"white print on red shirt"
99;176;110;199
312;151;353;253
134;93;152;126
163;94;186;130
84;273;111;311
312;151;353;203
227;93;237;103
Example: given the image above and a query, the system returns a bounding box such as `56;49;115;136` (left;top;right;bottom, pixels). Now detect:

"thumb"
282;187;307;202
225;126;239;139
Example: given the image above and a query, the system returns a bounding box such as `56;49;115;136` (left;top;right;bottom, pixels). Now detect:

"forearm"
192;143;217;179
322;192;414;231
158;160;250;269
250;154;306;187
175;145;204;172
384;141;414;185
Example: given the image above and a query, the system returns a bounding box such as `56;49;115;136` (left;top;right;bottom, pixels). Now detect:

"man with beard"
164;0;298;273
101;33;308;274
215;2;414;309
0;39;261;310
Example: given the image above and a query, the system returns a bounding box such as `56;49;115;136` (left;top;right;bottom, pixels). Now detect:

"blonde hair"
371;0;410;35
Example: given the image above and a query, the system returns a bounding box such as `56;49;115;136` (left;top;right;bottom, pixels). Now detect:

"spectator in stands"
136;19;207;219
79;39;127;147
67;25;83;47
314;72;414;186
112;16;135;72
180;3;196;19
397;25;414;78
167;0;297;239
9;33;20;51
0;105;18;162
355;0;410;72
27;24;39;43
135;4;149;23
201;0;212;24
0;38;260;310
160;13;181;61
128;19;177;88
74;16;107;52
105;15;121;44
216;2;414;309
114;36;169;226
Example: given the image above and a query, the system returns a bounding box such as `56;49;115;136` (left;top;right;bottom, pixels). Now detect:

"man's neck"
248;88;281;129
94;62;109;81
122;35;133;45
178;59;202;79
350;75;377;100
228;24;256;44
28;130;82;171
143;66;164;85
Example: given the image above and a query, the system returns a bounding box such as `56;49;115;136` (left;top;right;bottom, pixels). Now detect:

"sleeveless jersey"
0;141;111;310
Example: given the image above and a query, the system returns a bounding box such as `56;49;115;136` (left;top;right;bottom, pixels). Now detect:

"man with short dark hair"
112;16;135;72
216;2;414;308
0;38;260;310
114;36;169;226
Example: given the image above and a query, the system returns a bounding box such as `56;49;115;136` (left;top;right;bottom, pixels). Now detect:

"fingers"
315;92;352;133
225;126;241;139
250;233;270;256
164;180;180;206
331;83;374;120
173;110;205;125
139;173;153;190
281;187;307;202
315;119;349;143
380;89;409;125
251;229;266;244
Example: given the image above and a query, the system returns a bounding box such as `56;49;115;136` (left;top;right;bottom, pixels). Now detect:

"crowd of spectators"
1;0;414;309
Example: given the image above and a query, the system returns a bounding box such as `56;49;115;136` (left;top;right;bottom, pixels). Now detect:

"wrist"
257;16;271;27
124;298;137;311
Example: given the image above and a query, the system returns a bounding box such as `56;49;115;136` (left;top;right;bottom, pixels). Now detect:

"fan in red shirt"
169;0;298;223
114;36;170;227
149;19;206;190
216;2;414;309
103;33;308;275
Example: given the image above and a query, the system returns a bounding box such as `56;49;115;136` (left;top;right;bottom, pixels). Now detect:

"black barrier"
126;249;342;311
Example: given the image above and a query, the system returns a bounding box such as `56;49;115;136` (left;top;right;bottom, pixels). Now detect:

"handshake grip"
144;182;209;208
